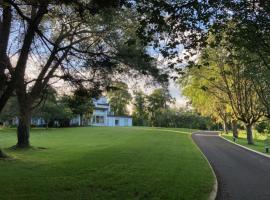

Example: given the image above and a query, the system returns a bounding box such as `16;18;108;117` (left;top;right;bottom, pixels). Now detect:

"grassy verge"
222;130;270;154
0;127;213;200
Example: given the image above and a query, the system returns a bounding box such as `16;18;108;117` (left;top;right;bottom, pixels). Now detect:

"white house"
4;97;132;127
70;97;132;127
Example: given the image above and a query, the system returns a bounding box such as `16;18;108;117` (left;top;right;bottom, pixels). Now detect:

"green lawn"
222;130;270;154
0;127;214;200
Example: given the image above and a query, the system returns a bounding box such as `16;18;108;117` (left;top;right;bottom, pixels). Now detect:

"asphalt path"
192;131;270;200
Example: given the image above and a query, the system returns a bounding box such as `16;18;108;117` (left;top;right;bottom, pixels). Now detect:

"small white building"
70;97;132;127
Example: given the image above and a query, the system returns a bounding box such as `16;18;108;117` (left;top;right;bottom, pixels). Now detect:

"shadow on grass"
7;145;48;152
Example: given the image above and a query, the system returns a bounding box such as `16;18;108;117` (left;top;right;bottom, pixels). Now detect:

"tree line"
0;82;215;130
181;23;270;144
131;88;215;129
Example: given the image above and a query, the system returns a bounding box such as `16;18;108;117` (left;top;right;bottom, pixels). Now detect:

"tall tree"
107;82;132;116
132;90;147;126
147;88;173;126
183;33;265;144
147;88;173;110
207;1;270;119
65;87;94;126
181;71;234;135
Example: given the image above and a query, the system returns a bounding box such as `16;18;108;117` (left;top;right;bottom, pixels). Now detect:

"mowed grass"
222;130;270;154
0;127;214;200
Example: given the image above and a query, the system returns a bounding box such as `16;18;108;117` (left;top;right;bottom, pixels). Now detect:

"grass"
0;127;214;200
222;130;270;154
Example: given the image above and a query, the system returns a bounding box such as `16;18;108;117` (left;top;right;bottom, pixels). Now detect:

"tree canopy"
107;82;132;116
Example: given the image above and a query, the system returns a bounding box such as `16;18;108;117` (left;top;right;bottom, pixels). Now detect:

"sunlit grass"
0;127;213;200
222;130;270;154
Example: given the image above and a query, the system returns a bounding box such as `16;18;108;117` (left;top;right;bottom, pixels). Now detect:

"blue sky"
147;42;188;107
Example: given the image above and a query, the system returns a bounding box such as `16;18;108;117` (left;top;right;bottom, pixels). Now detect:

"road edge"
191;132;218;200
219;134;270;159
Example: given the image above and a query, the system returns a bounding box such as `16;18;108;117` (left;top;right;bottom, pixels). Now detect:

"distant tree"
132;90;148;126
52;98;74;127
65;87;94;126
147;88;173;110
32;88;57;128
145;107;216;130
33;87;73;128
147;88;173;126
108;82;132;116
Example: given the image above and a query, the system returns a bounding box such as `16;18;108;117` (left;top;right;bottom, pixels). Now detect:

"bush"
255;121;270;133
142;109;217;130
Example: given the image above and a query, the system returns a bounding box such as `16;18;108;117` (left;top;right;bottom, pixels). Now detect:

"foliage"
181;31;266;144
255;121;270;134
147;88;173;110
107;82;132;116
181;68;232;125
149;109;216;130
33;89;73;128
64;87;94;123
131;89;216;129
132;90;148;126
146;88;173;126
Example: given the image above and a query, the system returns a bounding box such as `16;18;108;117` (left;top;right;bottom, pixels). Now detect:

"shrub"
255;121;270;133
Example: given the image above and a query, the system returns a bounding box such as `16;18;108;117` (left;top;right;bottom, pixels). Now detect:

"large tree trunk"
223;122;229;134
17;111;31;148
246;124;254;145
232;119;238;138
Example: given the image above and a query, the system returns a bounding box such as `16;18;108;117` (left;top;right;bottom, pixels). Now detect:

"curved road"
192;131;270;200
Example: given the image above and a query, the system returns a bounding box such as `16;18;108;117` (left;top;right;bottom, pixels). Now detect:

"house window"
115;119;119;126
95;116;104;124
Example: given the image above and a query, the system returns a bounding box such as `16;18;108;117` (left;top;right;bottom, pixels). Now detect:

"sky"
146;43;189;108
168;80;187;107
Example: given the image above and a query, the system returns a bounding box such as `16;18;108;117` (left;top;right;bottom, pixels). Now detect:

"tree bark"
0;3;12;113
223;122;229;134
17;116;31;148
232;119;238;138
246;124;254;145
16;110;31;148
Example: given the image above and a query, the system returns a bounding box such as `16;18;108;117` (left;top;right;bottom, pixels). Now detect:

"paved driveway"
192;131;270;200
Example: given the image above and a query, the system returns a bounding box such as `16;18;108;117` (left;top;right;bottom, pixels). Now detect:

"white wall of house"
69;96;133;127
107;116;132;127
